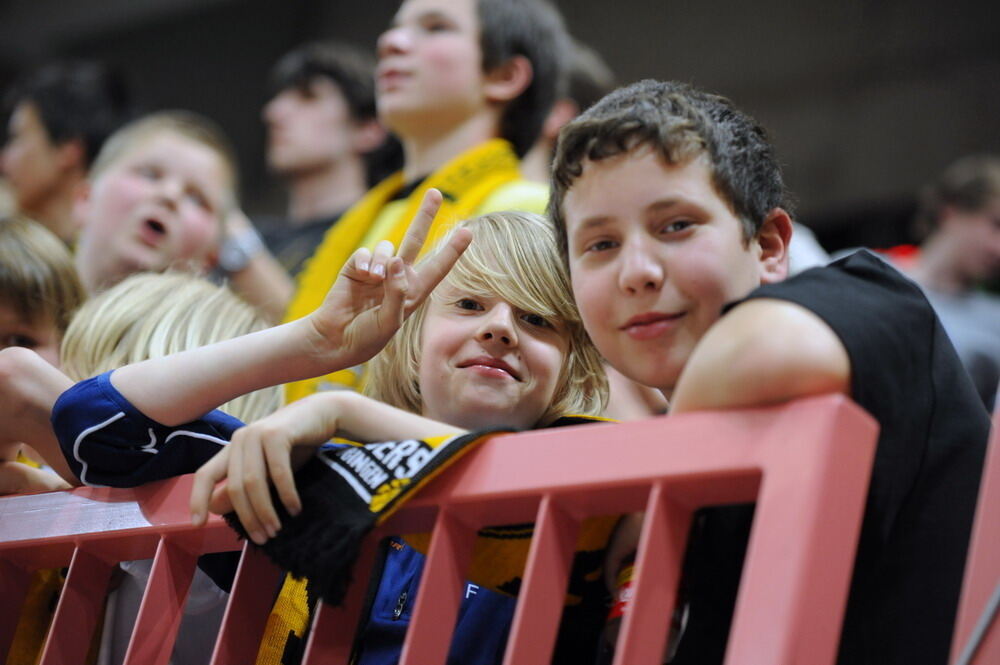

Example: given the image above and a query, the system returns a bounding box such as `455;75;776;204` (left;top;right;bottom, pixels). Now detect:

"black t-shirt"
672;250;989;665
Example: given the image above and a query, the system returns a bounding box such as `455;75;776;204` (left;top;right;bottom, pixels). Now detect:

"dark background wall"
2;0;997;251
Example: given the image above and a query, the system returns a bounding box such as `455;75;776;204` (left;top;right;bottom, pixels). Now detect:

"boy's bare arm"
670;299;850;414
0;347;78;483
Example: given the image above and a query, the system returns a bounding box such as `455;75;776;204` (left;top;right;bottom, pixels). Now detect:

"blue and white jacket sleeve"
51;371;245;487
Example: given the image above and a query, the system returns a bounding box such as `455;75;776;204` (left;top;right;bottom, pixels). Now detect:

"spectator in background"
257;41;391;277
905;155;1000;408
521;38;615;184
0;61;131;243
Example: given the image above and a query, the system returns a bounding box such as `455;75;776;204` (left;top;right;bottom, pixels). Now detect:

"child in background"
283;0;570;400
0;272;282;665
547;79;988;665
52;201;613;663
71;111;237;295
0;271;281;488
0;214;84;493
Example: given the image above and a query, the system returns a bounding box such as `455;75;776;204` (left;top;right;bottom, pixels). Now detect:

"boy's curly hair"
549;79;792;257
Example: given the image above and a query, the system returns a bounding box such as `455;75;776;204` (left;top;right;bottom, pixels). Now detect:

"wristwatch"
218;227;264;273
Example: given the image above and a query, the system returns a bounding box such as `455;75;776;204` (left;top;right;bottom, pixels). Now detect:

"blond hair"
0;215;85;334
366;211;607;424
89;110;240;212
61;273;280;423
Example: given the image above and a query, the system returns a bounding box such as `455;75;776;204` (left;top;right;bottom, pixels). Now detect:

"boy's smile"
564;148;778;395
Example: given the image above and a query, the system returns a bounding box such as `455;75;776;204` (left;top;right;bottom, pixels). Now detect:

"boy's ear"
483;55;533;105
542;98;579;143
756;207;793;284
352;118;388;155
71;180;92;229
55;138;86;174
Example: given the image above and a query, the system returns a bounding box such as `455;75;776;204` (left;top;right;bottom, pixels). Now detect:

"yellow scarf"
281;139;524;403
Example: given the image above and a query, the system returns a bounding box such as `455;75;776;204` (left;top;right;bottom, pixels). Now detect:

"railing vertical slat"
121;537;197;665
38;548;113;665
209;542;283;665
501;495;579;665
612;484;691;665
398;509;477;665
724;405;874;665
0;559;32;661
301;535;380;664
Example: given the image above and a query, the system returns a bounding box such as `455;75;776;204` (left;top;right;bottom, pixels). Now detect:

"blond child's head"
0;215;85;366
367;210;607;430
61;272;279;423
74;111;239;293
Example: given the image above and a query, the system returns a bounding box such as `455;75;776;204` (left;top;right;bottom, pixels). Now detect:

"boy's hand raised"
306;189;472;370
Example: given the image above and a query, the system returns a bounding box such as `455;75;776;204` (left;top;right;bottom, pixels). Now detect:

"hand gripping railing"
0;394;878;665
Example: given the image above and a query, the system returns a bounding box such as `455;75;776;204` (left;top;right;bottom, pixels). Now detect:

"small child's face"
417;282;568;430
376;0;486;133
76;131;227;290
0;302;60;367
563;149;768;395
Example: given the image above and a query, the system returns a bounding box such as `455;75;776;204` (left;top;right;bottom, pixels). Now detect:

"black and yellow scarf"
235;416;616;665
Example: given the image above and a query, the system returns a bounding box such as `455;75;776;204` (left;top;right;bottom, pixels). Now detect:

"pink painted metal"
0;395;879;664
950;410;1000;665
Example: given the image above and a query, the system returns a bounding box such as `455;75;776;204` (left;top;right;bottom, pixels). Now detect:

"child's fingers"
408;227;473;310
208;483;235;515
238;436;284;541
190;451;228;526
225;440;269;545
379;257;409;327
397;188;444;264
262;435;301;517
344;247;373;278
369;240;395;279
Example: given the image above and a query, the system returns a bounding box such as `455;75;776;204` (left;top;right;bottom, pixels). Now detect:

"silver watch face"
218;241;249;272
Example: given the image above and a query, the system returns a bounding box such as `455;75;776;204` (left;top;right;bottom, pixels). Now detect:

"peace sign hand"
305;189;472;370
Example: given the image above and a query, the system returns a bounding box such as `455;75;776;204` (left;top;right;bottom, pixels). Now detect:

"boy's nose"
377;26;412;59
618;242;664;295
477;306;517;347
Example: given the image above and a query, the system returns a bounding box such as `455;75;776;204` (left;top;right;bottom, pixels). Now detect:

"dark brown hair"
549;80;791;257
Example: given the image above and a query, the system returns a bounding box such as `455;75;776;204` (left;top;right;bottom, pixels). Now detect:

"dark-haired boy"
257;41;390;277
549;80;988;664
1;60;130;242
283;0;569;400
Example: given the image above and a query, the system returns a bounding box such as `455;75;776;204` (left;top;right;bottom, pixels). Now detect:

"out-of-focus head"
0;61;131;230
264;41;388;182
916;154;1000;284
61;272;280;422
74;111;239;293
376;0;569;157
366;210;607;430
0;214;85;366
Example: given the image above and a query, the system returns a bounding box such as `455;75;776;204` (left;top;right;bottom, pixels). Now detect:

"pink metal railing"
949;410;1000;665
0;395;880;665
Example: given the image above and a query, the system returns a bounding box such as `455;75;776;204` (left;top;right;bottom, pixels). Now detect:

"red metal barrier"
0;395;879;665
950;410;1000;665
